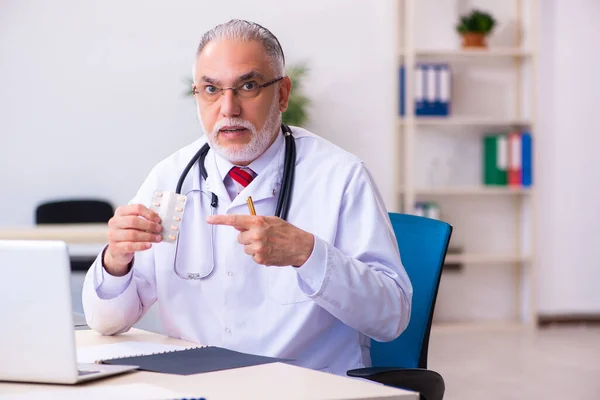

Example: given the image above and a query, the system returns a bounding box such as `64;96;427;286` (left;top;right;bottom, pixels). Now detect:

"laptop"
0;240;138;384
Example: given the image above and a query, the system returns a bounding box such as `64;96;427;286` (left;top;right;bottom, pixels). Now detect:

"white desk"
0;329;417;400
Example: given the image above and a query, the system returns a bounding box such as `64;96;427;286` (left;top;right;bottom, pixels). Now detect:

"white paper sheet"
77;341;194;363
2;383;185;400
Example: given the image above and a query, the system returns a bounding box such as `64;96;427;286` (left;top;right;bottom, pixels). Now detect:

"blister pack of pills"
150;190;186;243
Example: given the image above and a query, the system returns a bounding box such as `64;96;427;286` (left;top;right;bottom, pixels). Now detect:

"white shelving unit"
399;186;531;196
397;117;532;128
400;48;534;58
444;253;531;265
396;0;538;328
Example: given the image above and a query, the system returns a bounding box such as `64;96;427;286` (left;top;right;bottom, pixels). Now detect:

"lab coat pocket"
268;267;312;305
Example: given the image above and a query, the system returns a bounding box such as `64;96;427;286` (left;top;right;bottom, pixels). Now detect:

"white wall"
0;0;398;226
537;0;600;315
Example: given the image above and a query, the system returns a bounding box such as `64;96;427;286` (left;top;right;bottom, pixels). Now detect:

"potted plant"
456;9;496;48
281;63;310;127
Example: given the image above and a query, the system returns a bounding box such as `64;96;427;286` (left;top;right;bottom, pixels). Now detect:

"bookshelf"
396;0;538;328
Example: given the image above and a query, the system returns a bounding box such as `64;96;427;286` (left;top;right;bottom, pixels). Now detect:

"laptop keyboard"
78;370;100;376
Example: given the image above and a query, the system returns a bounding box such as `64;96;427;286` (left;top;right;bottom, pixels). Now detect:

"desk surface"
0;224;108;244
0;328;417;400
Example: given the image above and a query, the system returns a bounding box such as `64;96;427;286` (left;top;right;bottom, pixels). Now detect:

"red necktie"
228;166;255;188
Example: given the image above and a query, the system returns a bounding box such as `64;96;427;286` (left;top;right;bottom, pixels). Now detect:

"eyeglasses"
192;76;284;103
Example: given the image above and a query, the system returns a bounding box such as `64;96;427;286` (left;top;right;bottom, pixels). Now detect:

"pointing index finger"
207;214;253;229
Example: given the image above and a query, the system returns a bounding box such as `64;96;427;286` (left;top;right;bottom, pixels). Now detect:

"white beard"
200;96;282;164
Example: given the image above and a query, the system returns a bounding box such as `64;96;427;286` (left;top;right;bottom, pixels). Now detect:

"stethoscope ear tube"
176;145;208;195
275;124;294;221
279;130;295;221
196;144;218;208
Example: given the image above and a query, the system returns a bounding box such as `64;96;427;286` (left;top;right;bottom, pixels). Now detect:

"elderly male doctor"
83;19;412;376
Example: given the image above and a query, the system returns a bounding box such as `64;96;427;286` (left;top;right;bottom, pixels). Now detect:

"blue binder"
423;64;436;115
399;63;451;117
521;132;533;186
437;64;451;116
415;64;426;116
399;66;405;116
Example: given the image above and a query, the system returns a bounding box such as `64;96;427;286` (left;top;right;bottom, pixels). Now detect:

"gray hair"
196;19;285;76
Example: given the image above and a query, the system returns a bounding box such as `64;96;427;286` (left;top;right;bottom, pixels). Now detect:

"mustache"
212;118;256;135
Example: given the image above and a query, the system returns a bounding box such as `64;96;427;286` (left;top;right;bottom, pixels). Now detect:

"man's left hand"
207;214;315;267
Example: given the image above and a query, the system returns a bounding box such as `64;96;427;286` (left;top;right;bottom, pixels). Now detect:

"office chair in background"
35;199;114;225
348;213;453;400
35;199;114;271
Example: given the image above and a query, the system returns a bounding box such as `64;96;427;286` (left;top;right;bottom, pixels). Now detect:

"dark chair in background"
35;199;113;271
347;213;453;400
35;199;114;225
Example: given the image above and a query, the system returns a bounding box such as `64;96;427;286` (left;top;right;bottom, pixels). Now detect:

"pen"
246;196;256;216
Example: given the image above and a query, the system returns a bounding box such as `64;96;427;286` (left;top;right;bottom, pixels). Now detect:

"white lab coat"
82;126;412;376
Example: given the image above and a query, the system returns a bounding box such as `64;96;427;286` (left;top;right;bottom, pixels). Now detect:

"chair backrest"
370;213;452;369
35;199;114;225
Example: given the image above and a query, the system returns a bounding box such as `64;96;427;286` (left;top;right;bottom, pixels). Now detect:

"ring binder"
95;345;206;364
100;346;291;375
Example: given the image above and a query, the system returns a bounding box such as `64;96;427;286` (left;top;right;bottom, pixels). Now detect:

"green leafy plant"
282;63;310;127
456;9;496;35
184;78;194;97
183;63;311;127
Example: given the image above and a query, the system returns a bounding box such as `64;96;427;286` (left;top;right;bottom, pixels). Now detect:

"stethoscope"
171;123;296;280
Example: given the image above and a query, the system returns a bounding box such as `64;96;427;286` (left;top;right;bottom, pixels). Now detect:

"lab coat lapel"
203;149;231;206
228;148;285;211
228;168;281;211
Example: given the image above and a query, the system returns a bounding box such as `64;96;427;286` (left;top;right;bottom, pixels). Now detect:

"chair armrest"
347;367;445;400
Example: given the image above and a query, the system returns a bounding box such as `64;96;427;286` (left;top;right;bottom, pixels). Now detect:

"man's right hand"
104;204;163;277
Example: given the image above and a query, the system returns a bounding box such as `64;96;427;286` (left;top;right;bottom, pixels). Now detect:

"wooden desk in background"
0;328;417;400
0;224;108;244
0;224;108;270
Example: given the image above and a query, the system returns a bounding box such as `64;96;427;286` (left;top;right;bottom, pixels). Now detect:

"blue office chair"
347;213;453;400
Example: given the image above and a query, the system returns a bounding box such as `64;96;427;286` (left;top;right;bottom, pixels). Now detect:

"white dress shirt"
82;126;412;376
218;131;283;201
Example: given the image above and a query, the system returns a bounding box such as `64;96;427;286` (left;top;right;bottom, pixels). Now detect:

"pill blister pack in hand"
150;191;186;243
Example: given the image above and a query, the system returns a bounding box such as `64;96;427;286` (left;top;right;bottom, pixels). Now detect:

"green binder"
483;134;507;185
